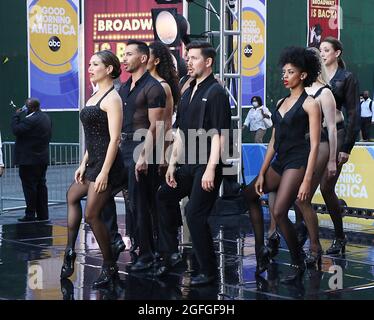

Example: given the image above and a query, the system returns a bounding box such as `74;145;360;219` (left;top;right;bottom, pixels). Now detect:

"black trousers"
361;116;372;140
101;196;122;244
19;164;49;219
157;164;222;275
101;140;157;259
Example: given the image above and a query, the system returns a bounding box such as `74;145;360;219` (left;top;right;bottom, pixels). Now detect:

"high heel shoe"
92;264;119;289
255;246;270;275
280;262;306;284
305;248;323;269
60;249;76;279
266;231;280;259
325;236;347;255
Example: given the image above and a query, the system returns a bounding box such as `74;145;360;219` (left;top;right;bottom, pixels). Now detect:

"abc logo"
48;36;61;52
244;44;253;58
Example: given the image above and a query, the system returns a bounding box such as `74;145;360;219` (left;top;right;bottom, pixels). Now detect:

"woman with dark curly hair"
319;37;359;255
243;47;321;282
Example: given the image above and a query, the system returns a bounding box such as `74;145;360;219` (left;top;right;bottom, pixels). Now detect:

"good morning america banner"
27;0;79;111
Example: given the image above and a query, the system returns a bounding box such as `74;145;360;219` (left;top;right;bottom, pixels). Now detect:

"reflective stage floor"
0;207;374;300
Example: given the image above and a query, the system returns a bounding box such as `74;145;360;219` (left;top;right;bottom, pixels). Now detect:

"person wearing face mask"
360;90;373;142
243;96;272;143
11;98;52;222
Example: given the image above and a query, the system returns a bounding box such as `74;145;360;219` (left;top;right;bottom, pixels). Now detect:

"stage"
0;204;373;300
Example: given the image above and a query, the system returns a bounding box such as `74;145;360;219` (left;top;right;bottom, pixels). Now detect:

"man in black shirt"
117;40;166;271
155;41;231;286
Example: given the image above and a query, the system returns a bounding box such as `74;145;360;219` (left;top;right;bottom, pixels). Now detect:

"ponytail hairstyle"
322;36;346;69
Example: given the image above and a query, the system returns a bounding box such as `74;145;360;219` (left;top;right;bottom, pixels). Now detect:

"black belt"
121;132;134;141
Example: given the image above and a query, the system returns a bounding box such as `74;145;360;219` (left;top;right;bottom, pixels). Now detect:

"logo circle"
244;44;253;58
48;36;61;52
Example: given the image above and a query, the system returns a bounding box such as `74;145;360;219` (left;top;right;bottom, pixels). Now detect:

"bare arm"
135;107;164;181
165;128;183;188
320;89;337;177
298;97;321;200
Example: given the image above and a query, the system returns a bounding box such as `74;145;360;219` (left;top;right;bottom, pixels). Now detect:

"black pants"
361;116;372;140
101;140;157;259
101;196;122;244
19;164;49;219
157;164;222;275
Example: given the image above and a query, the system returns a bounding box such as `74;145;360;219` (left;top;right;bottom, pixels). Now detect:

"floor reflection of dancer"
319;37;360;254
61;50;124;288
267;47;338;268
242;47;321;283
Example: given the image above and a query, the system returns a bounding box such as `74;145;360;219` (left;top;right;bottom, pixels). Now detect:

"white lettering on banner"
242;20;264;44
97;18;153;32
31;6;76;35
334;163;368;199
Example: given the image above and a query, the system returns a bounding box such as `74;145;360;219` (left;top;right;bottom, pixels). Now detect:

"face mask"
252;101;259;107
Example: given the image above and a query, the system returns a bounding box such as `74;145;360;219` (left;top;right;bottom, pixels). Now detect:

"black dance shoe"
18;215;36;222
255;246;270;275
60;249;76;279
190;273;217;286
326;236;347;255
92;264;119;289
129;258;154;272
60;279;74;300
305;248;323;269
280;263;306;284
111;239;126;262
266;231;281;259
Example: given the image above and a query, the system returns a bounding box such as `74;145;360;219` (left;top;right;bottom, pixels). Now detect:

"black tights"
243;166;306;264
294;129;345;239
66;181;114;266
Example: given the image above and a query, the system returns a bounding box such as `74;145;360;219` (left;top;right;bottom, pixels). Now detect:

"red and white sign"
307;0;341;48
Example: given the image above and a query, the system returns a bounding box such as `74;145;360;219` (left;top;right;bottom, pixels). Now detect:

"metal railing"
0;142;80;214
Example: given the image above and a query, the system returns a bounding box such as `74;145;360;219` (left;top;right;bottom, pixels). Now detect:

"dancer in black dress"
267;48;338;268
60;50;124;288
243;47;321;282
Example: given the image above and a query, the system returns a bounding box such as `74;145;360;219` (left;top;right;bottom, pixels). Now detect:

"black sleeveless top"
272;91;310;158
80;86;124;188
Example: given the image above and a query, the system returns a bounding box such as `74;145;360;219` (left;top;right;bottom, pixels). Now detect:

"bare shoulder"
101;90;122;112
320;87;334;100
303;96;319;112
160;81;172;96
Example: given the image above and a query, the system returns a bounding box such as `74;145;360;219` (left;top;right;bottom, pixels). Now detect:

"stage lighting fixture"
151;8;180;47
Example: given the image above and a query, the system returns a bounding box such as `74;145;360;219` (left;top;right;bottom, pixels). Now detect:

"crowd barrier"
0;142;80;214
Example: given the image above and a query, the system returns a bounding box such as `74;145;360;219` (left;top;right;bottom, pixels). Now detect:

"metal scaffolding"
204;0;243;181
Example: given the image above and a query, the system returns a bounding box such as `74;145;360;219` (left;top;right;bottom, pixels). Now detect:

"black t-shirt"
175;73;231;164
119;71;166;133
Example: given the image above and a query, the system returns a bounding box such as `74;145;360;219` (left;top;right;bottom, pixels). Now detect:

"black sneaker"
18;215;37;222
